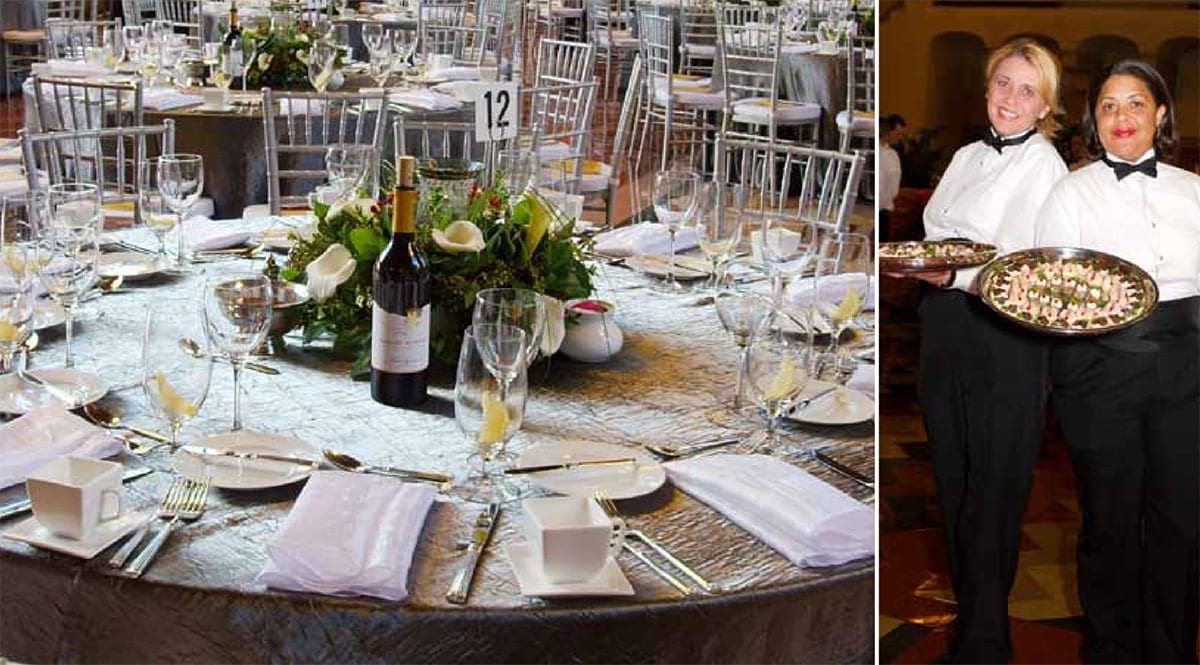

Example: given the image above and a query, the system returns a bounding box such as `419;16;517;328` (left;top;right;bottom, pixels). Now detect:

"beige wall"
880;0;1200;156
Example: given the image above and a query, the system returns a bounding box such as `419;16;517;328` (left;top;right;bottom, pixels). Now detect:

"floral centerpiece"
280;179;596;373
234;21;343;90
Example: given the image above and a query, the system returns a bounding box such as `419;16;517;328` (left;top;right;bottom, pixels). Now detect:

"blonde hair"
985;38;1063;138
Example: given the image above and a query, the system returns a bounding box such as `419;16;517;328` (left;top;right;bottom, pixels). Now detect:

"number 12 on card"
474;83;519;143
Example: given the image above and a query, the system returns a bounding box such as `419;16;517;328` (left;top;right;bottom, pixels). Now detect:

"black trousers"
918;289;1050;663
1052;298;1199;664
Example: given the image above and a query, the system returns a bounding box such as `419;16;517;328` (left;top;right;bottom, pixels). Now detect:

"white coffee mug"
26;456;124;540
523;496;624;583
202;87;228;110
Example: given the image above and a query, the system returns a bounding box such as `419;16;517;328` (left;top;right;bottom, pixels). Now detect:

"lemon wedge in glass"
0;321;21;343
477;389;509;447
3;247;26;277
155;371;197;420
764;356;799;402
831;288;863;323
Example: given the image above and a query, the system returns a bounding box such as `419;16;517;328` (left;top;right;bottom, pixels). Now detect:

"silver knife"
0;466;154;520
179;445;319;468
446;502;501;604
813;448;874;489
502;458;636;475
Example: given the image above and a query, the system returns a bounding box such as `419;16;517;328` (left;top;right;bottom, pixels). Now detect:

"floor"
877;195;1087;663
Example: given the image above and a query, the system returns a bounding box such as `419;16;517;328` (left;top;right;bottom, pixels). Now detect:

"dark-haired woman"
1036;60;1200;664
888;38;1068;662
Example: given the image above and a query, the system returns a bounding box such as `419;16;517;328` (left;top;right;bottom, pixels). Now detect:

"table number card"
473;82;519;143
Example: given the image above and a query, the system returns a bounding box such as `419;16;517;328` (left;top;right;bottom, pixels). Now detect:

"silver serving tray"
878;241;997;273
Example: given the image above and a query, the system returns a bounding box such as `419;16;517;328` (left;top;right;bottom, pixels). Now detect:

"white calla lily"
326;197;377;220
540;295;565;356
431;220;485;253
305;243;356;302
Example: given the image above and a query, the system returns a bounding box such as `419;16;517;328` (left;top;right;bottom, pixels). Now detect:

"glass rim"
47;182;98;194
474;287;542;304
159;153;203;164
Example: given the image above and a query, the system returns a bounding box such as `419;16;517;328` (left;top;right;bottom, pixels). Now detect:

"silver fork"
594;490;715;594
121;476;210;578
108;475;190;568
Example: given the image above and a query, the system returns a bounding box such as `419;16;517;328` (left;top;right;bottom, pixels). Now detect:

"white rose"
257;53;273;71
305;243;356;302
295;49;309;64
297;33;310;44
539;295;565;357
431;220;485;253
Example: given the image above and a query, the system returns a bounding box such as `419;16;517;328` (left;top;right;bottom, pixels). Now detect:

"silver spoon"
322;448;453;491
179;338;281;375
644;436;742;460
82;403;171;454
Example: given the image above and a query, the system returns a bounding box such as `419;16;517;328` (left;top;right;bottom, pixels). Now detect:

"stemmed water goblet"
211;44;237;94
652;169;701;293
472;287;546;376
497;150;538;204
158;154;204;269
745;311;814;455
455;324;527;503
391;29;416;74
121;25;144;64
202;274;273;431
307;42;338;93
697;183;744;292
709;289;773;427
142;303;212;450
758;217;818;307
137;161;175;267
811;232;871;377
0;241;35;374
46;183;101;233
35;225;99;369
325;143;372;198
363;22;388;54
368;32;394;86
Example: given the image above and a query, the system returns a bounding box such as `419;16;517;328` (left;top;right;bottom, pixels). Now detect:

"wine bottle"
222;0;242;48
371;156;430;407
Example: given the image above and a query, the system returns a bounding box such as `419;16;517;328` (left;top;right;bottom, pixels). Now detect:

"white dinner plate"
504;542;634;598
98;251;161;280
4;510;154;559
173;431;319;490
33;299;66;330
787;379;874;425
514;440;665;500
623;255;712;281
0;368;110;414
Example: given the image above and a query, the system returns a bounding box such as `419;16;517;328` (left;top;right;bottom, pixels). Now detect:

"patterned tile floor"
878;206;1086;663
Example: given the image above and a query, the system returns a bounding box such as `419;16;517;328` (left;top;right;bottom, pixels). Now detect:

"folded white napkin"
0;405;123;490
429;66;480;82
848;364;874;398
592;222;700;257
665;453;873;567
182;216;253;251
143;88;204;111
787;273;875;312
257;470;436;601
431;80;492;103
32;59;111;79
387;89;462;112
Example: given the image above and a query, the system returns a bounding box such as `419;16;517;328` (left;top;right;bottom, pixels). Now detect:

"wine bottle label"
371;303;430;373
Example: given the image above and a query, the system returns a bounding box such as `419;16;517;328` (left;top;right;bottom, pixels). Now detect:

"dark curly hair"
1082;60;1177;160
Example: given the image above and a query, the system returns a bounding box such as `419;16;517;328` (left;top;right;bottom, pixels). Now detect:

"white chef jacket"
879;143;901;212
924;132;1067;291
1036;149;1200;303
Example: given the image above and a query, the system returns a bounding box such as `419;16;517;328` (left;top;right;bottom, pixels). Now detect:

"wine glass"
121;25;144;63
472;288;545;373
368;36;394;86
455;324;527;503
307;43;337;93
202;274;273;431
758;217;818;307
709;289;773;426
46;183;101;233
212;44;236;92
0;240;35;374
697;183;745;292
158;154;204;268
391;28;416;73
811;232;871;375
652;170;701;292
142;303;212;449
325;143;372;197
745;313;813;455
497;149;538;204
35;226;99;369
363;22;387;54
137;161;175;266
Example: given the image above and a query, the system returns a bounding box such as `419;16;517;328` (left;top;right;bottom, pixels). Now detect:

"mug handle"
606;516;627;556
99;488;123;523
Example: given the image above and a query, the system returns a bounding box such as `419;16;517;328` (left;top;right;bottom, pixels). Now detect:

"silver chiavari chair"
586;0;638;106
260;88;389;216
713;135;865;236
720;3;777;26
19;120;177;218
154;0;204;42
418;3;470;63
679;0;718;76
524;80;598;192
121;0;158;28
394;116;478;162
44;18;120;60
534;39;594;87
2;0;100;93
30;75;144;134
718;17;820;147
837;34;875;197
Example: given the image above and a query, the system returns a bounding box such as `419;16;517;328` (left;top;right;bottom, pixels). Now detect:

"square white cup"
26;456;124;540
202;87;229;110
428;54;454;72
522;496;623;584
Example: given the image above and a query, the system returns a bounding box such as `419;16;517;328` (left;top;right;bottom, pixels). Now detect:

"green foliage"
284;183;595;373
240;24;343;90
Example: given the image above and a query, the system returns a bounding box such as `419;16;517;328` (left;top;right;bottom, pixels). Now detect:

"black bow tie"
1102;155;1158;181
983;127;1036;154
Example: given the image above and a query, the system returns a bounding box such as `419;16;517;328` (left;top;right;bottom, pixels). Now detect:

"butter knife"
0;466;154;520
446;502;501;604
813;448;874;489
502;458;636;475
179;445;319;468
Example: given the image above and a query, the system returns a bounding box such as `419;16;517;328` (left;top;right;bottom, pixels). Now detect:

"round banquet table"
0;230;875;663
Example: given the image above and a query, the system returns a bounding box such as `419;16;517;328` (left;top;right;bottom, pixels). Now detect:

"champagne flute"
142;303;212;449
745;314;813;455
202;274;273;431
472;287;545;373
653;170;701;292
307;43;337;93
158;154;204;268
455;324;527;503
36;226;99;369
46;183;101;233
710;290;773;425
697;183;745;292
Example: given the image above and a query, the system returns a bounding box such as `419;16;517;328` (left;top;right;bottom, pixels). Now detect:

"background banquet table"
0;226;874;663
